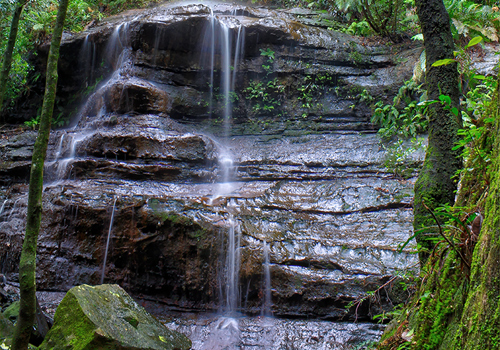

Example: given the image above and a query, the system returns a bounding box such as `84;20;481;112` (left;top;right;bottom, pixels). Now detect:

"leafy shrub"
368;80;428;139
446;0;500;41
335;0;416;37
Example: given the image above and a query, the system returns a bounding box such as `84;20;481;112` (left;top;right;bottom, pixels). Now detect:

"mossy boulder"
38;284;191;350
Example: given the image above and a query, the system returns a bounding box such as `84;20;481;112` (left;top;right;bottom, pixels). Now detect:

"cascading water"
0;200;6;218
49;132;91;182
81;34;97;87
199;10;250;315
199;11;245;134
221;211;240;314
45;21;132;183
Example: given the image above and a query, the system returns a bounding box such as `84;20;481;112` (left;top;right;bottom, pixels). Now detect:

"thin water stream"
101;196;117;284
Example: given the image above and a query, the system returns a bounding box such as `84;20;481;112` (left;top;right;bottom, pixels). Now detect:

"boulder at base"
39;284;191;350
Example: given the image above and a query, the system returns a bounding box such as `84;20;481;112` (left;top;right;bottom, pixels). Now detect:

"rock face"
39;284;192;350
0;2;424;320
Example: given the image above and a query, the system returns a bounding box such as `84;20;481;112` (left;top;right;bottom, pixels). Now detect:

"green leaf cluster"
446;0;500;41
369;80;428;140
335;0;416;36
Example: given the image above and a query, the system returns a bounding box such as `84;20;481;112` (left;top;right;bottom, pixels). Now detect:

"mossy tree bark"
413;0;462;263
10;0;70;348
0;0;29;119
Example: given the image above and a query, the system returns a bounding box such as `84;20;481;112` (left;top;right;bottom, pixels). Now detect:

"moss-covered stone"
38;284;191;350
411;251;467;350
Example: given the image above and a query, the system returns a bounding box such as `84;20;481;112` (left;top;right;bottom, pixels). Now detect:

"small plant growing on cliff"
368;80;429;140
260;48;275;62
24;115;40;130
348;50;363;65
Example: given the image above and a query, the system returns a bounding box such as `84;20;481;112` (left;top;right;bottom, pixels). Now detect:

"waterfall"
45;20;133;183
199;12;245;136
224;214;240;313
0;200;6;218
106;22;130;70
198;11;248;314
199;9;216;117
48;131;94;182
81;34;97;87
54;133;65;161
262;241;273;316
101;196;117;284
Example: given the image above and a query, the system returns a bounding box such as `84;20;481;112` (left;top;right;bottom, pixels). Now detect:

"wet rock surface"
0;1;424;323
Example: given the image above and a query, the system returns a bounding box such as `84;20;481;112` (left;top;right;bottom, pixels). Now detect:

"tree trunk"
10;0;70;347
413;0;462;263
0;0;29;119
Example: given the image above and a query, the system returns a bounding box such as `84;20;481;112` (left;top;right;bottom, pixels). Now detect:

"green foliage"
24;115;39;129
335;0;417;37
369;80;428;139
379;58;499;350
297;75;321;109
372;35;493;145
348;49;363;65
259;47;275;62
244;78;284;114
430;36;496;182
432;35;484;94
446;0;500;41
345;270;418;324
344;20;373;36
244;48;284;116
